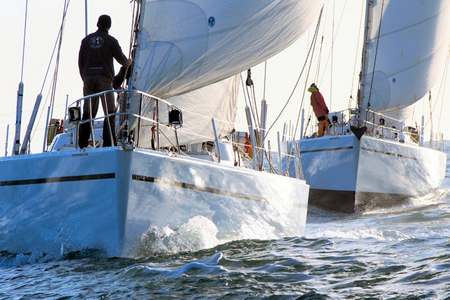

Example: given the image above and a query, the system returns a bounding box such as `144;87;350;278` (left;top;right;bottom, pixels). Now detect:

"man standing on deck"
308;83;329;137
78;15;131;148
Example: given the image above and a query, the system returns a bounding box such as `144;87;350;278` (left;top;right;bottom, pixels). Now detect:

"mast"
121;0;142;146
14;83;24;155
13;0;29;155
356;0;374;125
84;0;88;36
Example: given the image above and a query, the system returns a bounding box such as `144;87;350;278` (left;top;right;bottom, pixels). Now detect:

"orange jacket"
310;91;329;118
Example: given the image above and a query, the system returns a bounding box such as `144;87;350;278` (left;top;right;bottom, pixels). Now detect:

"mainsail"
360;0;450;112
129;0;324;98
128;0;323;145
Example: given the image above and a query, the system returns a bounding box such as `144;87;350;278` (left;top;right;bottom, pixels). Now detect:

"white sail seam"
368;4;449;41
369;46;447;79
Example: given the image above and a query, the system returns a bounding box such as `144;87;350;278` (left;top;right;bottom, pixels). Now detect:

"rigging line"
304;98;313;136
126;0;141;85
251;85;260;128
350;1;365;102
284;19;321;170
157;129;182;154
49;0;70;121
263;61;268;101
292;24;320;141
30;78;53;142
128;0;137;57
318;0;349;84
84;0;88;36
428;92;433;142
153;120;276;156
314;36;324;83
20;0;29;82
247;85;259;129
293;14;324;139
116;0;139;95
31;1;70;141
240;74;249;107
241;73;259;129
265;6;324;138
246;69;260;128
37;6;68;95
366;0;385;110
313;3;328;85
263;150;279;175
330;0;335;110
437;84;447;135
431;56;448;113
129;88;239;128
436;56;449;131
241;73;258;128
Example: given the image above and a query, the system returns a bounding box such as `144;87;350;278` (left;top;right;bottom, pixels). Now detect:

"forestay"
361;0;450;112
129;0;324;98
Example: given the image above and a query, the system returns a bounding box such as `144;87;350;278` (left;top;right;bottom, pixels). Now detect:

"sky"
1;0;449;155
1;0;132;154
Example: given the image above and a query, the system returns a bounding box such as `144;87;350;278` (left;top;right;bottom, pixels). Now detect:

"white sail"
130;0;323;98
361;0;450;112
137;76;239;148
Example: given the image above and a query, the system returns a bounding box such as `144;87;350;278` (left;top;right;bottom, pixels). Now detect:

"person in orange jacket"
308;83;329;137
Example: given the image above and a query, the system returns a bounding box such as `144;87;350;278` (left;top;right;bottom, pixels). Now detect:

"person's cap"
97;15;112;30
308;83;319;92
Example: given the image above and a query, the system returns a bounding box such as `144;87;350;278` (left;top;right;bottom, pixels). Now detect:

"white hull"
299;135;446;213
0;148;309;257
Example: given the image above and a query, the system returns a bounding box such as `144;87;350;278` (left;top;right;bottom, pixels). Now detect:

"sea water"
1;154;449;298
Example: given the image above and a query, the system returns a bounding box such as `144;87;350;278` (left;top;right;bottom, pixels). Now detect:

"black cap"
97;15;112;30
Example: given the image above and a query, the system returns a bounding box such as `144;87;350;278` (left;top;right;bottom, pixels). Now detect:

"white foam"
306;225;413;242
364;189;449;216
138;216;220;256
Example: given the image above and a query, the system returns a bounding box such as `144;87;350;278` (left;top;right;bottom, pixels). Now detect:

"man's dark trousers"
79;76;116;148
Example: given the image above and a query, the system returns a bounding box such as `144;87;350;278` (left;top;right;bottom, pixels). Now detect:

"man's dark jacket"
78;29;128;81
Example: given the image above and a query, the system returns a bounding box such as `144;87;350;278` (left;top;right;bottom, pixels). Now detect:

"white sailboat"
0;0;323;257
297;0;449;213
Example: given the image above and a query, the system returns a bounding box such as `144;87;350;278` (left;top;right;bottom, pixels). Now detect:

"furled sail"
129;0;324;98
361;0;450;112
136;76;239;148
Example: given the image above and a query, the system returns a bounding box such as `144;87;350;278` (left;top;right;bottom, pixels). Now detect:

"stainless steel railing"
63;89;299;175
66;89;182;150
305;107;423;146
